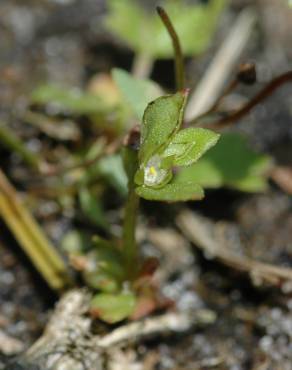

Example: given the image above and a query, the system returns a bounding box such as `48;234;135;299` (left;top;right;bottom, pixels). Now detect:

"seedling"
2;2;291;322
88;89;219;322
61;6;291;323
89;6;221;323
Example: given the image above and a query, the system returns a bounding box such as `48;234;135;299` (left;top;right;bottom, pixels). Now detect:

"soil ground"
0;1;292;369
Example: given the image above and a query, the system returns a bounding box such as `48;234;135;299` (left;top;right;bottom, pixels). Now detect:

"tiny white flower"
144;155;168;187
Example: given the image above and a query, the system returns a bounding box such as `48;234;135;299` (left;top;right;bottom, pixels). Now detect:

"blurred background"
0;1;292;369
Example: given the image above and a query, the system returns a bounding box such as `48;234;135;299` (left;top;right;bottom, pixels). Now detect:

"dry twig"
185;8;256;121
0;169;71;291
8;289;215;370
177;210;292;287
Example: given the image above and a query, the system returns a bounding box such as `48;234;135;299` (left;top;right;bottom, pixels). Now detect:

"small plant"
71;0;242;321
2;1;291;323
87;89;219;322
132;91;220;199
83;5;292;323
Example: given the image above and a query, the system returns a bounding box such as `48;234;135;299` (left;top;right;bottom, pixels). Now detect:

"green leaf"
91;292;137;323
31;85;105;115
161;143;191;160
230;175;269;193
79;142;127;195
113;68;162;121
98;154;128;196
83;241;125;293
105;0;226;58
92;244;125;282
174;133;272;192
163;128;220;166
61;230;92;255
79;187;109;229
136;181;204;202
140;91;187;164
134;168;145;186
84;271;119;293
174;159;223;188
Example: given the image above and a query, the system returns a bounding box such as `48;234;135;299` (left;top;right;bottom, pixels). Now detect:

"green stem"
122;146;140;280
123;184;139;277
157;6;185;91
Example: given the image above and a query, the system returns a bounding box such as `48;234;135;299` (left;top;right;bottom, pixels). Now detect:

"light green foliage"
136;181;204;202
31;85;106;115
174;159;222;188
175;133;272;192
98;154;128;196
85;271;119;293
79;187;109;229
105;0;226;58
163;127;220;166
135;91;219;201
61;226;137;323
61;230;92;255
31;82;130;134
84;240;125;293
113;68;162;121
21;0;275;327
79;153;127;197
91;292;137;323
139;92;187;164
62;231;127;298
